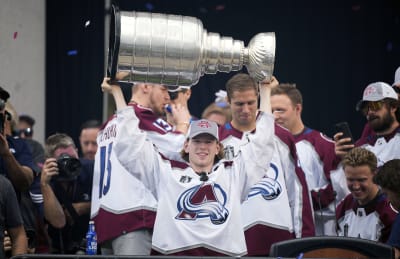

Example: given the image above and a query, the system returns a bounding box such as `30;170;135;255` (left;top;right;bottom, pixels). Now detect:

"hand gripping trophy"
107;5;275;87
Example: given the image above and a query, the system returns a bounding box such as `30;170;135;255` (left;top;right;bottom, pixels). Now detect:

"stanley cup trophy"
107;5;276;87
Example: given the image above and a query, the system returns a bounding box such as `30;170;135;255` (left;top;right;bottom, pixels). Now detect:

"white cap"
356;82;398;111
167;85;191;92
393;66;400;87
187;119;219;139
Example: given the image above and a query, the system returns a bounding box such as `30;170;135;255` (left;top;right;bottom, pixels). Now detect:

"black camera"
55;153;81;181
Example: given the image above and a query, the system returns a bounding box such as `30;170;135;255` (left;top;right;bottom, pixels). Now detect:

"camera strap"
53;182;80;222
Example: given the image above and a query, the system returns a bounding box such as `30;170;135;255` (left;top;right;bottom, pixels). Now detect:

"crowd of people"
0;65;399;258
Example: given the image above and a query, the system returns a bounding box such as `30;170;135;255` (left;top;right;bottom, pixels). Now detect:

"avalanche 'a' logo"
175;183;229;225
248;163;282;200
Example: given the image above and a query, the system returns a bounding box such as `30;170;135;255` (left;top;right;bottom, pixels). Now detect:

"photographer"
0;87;34;193
40;133;93;254
0;87;35;254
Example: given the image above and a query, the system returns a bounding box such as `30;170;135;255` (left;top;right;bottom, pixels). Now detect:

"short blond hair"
342;147;377;172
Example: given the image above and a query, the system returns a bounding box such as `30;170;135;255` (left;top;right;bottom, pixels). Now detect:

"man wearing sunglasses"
335;82;400;166
17;115;35;139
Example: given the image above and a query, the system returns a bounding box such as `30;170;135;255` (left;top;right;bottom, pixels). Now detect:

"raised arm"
259;76;279;114
0;135;34;191
101;77;127;110
40;158;66;228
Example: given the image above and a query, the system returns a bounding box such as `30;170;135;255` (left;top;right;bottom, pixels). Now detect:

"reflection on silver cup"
107;5;275;87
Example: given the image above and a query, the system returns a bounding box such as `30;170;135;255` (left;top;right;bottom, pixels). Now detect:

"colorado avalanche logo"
248;163;282;200
175;183;229;225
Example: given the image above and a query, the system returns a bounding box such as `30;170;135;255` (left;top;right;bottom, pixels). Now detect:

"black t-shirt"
0;175;24;258
47;159;93;254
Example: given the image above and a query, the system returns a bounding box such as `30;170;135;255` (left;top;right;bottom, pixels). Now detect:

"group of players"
89;66;400;257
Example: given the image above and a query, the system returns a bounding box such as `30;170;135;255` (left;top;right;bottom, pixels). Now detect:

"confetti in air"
85;20;91;27
13;32;18;39
67;50;78;56
215;5;225;11
145;3;154;11
386;42;393;52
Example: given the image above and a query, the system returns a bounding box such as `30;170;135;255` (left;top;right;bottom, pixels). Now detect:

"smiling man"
271;84;342;236
219;74;314;255
336;147;397;242
335;82;400;166
108;77;275;256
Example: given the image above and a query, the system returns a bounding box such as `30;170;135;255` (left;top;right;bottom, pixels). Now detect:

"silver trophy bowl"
107;5;275;87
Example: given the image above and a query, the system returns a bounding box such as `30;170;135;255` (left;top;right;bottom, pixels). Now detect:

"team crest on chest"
175;182;229;224
248;163;282;200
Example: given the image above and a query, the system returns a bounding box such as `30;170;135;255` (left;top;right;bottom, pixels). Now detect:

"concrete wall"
0;0;45;143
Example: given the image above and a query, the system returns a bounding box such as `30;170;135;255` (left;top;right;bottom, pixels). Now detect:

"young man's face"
344;165;378;205
149;84;170;116
271;94;299;133
229;89;258;128
364;101;396;133
185;134;220;170
80;128;99;160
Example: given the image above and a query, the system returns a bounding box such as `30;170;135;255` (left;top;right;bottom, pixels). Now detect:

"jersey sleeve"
113;107;163;193
237;112;275;200
147;131;186;161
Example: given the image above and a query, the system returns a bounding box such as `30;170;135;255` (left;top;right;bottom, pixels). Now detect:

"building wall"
0;0;45;143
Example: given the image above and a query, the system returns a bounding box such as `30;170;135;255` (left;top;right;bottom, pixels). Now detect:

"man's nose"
242;104;251;113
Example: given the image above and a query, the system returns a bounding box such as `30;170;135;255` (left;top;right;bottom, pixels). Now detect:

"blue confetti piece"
145;3;154;11
67;50;78;56
386;42;393;52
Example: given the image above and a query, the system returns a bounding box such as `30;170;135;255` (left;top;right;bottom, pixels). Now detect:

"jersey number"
99;143;112;198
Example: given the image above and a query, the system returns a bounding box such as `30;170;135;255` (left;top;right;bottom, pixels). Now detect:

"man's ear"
141;83;152;94
185;89;192;99
216;141;221;154
183;139;190;153
295;103;302;114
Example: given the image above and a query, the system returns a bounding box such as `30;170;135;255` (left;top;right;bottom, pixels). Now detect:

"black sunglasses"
16;127;33;137
169;91;180;100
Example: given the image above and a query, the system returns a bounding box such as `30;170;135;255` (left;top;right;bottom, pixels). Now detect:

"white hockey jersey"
356;126;400;167
113;107;275;256
220;122;315;255
294;127;348;236
90;104;186;243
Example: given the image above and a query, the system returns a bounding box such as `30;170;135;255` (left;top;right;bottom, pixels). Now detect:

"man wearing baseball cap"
335;81;400;166
110;77;275;256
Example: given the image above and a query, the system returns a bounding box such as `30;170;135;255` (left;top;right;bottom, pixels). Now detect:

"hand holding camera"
41;154;81;185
